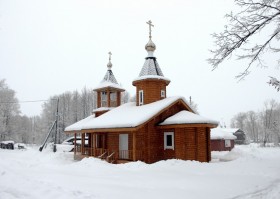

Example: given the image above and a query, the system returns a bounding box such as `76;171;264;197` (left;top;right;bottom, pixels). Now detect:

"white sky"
0;0;279;126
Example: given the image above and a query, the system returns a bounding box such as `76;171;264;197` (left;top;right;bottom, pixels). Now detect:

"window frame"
139;90;144;106
161;90;165;98
225;139;231;147
101;91;107;107
164;132;174;150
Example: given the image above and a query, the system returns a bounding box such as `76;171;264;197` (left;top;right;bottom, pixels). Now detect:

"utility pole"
39;98;59;152
53;98;59;152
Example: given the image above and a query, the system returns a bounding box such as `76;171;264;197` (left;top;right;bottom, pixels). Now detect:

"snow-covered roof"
92;107;114;113
139;57;164;77
65;115;96;132
133;75;170;82
82;96;185;129
93;64;125;91
221;128;240;134
159;110;218;126
103;69;118;84
93;81;124;91
211;128;237;140
0;140;15;144
64;96;208;132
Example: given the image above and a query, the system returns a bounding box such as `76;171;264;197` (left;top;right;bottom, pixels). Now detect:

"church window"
139;90;144;105
101;91;107;107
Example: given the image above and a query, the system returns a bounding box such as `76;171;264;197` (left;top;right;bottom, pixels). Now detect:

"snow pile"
1;145;280;199
211;147;244;162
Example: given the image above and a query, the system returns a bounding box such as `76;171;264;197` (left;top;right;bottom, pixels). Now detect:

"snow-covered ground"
0;144;280;199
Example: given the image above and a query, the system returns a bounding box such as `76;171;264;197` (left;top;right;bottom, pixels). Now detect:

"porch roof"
65;114;96;132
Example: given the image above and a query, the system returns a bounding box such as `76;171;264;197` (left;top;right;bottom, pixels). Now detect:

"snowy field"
1;145;280;199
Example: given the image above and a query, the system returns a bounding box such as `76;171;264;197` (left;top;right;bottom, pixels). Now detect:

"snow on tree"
231;99;280;145
0;79;20;141
208;0;280;90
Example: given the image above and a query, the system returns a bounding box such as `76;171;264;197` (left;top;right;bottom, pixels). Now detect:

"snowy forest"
0;79;130;145
1;78;279;146
230;99;280;145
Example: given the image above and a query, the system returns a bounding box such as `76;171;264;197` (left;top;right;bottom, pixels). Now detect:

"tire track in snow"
229;179;280;199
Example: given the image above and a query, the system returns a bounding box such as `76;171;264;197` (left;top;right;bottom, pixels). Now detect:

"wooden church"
65;21;218;164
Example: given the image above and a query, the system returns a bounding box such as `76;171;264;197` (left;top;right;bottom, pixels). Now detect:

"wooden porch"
73;132;143;164
74;146;143;163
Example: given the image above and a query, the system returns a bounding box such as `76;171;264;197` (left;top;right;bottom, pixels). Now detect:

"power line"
0;99;57;104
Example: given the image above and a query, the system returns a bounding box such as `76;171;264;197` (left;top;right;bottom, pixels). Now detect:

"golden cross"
146;20;154;39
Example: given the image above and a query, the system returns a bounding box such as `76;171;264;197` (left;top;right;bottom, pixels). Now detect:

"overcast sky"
0;0;279;126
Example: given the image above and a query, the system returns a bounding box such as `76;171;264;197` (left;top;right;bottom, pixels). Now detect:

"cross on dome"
145;20;156;53
146;20;154;39
107;51;112;69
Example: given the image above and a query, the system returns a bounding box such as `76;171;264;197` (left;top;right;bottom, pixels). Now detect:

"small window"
161;90;165;98
164;132;174;150
139;90;144;105
225;140;231;147
101;91;107;107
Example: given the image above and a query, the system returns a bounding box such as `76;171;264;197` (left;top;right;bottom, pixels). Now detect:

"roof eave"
93;86;125;92
157;123;218;129
132;77;170;86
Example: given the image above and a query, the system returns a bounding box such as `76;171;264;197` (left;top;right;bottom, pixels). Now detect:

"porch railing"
74;146;143;161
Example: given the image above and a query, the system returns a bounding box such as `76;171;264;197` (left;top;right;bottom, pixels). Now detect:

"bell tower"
93;52;125;117
132;20;170;106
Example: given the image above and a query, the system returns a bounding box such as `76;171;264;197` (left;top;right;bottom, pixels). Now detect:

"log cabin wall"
160;127;210;163
211;139;235;151
185;127;197;160
134;79;167;106
135;125;146;161
97;92;101;108
196;127;208;162
107;132;119;152
134;101;202;163
137;101;188;163
174;128;186;160
95;111;109;117
206;128;211;162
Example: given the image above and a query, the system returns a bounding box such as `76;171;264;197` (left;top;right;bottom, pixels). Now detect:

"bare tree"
208;0;280;89
246;111;260;142
260;99;278;146
231;112;247;129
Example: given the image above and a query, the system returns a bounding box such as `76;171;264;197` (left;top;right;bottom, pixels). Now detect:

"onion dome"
145;39;156;52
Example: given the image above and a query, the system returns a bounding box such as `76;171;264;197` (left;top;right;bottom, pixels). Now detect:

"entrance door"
119;134;128;159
